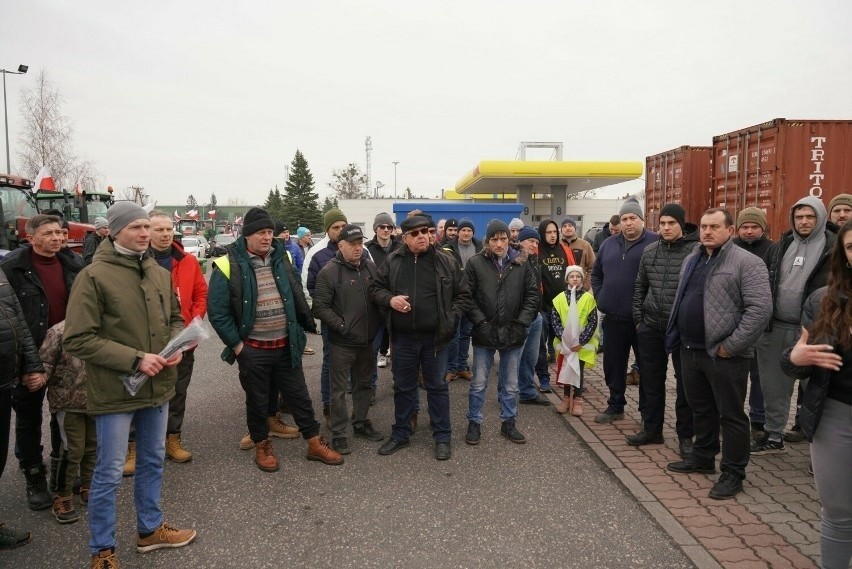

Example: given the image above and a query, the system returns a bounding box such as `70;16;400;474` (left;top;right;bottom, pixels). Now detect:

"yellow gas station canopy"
454;160;643;197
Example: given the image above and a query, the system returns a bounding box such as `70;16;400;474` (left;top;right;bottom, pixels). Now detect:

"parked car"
180;236;205;258
207;233;236;257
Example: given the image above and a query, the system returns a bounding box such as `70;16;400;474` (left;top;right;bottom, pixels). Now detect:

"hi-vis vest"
552;290;599;368
213;251;292;279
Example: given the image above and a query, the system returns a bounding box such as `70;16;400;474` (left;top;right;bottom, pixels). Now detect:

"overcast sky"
3;1;851;206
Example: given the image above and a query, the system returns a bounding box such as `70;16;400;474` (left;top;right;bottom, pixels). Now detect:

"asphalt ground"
1;322;695;568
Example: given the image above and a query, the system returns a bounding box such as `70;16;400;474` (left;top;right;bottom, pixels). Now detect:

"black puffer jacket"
732;235;773;261
465;244;538;349
632;224;699;331
311;252;380;348
0;267;44;390
0;245;81;348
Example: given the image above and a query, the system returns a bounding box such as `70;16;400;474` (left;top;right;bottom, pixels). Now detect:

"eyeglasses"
377;224;394;230
406;228;429;237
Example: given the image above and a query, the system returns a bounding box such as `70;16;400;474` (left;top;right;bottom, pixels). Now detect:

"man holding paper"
64;202;196;568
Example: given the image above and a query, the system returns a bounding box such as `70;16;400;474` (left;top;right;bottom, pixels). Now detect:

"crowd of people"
1;193;851;568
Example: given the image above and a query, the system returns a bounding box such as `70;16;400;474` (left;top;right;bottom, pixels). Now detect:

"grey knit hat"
373;212;394;230
107;201;148;236
619;197;644;221
94;216;108;230
508;217;524;230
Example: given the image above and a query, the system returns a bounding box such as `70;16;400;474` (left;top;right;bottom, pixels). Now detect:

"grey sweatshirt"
775;195;827;323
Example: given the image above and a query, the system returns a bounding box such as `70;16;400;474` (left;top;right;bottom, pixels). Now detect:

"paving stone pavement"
554;358;821;569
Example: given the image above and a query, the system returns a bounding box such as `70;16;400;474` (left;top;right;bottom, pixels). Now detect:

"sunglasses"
377;224;394;230
406;228;430;237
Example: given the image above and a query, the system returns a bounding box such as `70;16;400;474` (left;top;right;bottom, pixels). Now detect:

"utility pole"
392;161;399;199
365;136;372;199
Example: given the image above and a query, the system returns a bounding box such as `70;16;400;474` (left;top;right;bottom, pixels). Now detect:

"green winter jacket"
63;239;183;415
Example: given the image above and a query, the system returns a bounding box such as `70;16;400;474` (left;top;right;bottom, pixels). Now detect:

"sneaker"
751;433;785;455
136;522;197;553
500;420;526;444
331;437;351;455
667;460;716;474
678;438;694;459
123;442;136;477
254;439;279;472
52;495;79;524
709;471;743;500
165;433;193;463
0;523;32;550
239;433;255;450
626;430;664;446
268;415;299;439
538;383;553;394
594;409;624;424
353;423;384;442
520;394;551;406
91;548;119;568
456;370;473;381
465;421;481;445
377;354;388;368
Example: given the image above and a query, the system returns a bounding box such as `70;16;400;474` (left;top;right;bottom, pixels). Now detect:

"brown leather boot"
267;415;299;439
91;548;120;568
123;443;136;477
306;435;344;465
165;434;193;463
254;440;279;472
555;386;573;414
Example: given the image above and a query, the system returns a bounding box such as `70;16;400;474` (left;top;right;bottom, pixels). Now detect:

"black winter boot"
23;464;52;511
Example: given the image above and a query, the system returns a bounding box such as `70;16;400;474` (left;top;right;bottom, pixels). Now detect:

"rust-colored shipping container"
645;146;712;230
711;118;852;240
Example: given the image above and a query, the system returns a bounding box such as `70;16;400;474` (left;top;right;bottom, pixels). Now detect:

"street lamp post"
1;64;28;174
392;161;399;199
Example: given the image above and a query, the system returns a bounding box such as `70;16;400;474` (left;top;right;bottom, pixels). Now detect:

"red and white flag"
208;210;216;218
173;210;181;221
187;209;199;219
73;176;83;196
32;166;56;191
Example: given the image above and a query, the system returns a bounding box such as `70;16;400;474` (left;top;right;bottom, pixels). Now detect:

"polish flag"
173;210;181;221
208;210;216;218
32;166;56;191
187;209;199;219
73;176;84;196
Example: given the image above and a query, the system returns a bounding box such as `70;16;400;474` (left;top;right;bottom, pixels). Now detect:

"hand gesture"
789;328;842;371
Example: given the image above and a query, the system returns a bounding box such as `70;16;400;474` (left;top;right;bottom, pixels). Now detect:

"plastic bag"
120;317;210;396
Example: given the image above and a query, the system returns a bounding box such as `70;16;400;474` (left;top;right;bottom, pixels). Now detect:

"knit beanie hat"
829;193;852;214
619;197;644;220
485;219;510;241
659;203;686;230
94;216;108;230
296;227;310;239
242;207;275;236
373;212;394;230
508;217;524;230
517;226;539;242
458;218;475;232
565;265;585;281
561;217;577;229
323;208;347;232
736;207;767;230
445;218;459;229
273;221;288;236
107;201;148;236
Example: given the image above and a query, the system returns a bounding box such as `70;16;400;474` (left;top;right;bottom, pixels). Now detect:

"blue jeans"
536;309;553;386
519;313;543;401
390;333;450;442
468;345;522;424
89;404;168;554
369;324;386;392
448;316;473;373
321;322;331;405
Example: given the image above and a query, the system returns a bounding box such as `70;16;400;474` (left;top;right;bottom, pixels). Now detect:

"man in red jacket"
149;211;208;462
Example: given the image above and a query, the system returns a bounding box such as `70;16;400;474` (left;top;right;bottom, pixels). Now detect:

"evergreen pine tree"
283;150;323;232
263;186;285;220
